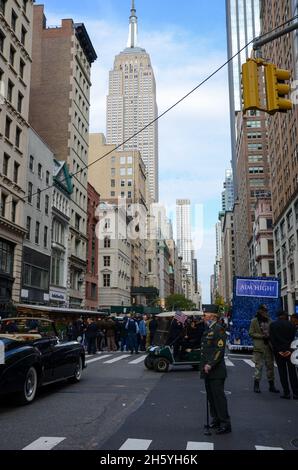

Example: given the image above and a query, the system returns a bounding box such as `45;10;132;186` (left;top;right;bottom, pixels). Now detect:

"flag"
174;311;188;325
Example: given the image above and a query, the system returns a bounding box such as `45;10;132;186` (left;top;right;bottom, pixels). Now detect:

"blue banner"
236;278;279;299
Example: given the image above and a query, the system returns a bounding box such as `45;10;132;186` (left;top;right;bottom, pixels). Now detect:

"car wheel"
68;356;83;384
144;356;154;370
16;366;38;405
154;358;170;373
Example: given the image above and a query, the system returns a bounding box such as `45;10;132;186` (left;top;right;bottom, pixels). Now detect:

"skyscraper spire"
127;0;138;48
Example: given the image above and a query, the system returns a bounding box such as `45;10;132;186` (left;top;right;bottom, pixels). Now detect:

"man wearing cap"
200;305;231;434
249;305;279;394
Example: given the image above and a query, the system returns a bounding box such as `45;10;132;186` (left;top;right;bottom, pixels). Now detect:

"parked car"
0;317;86;405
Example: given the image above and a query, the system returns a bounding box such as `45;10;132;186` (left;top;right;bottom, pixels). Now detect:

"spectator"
105;318;117;352
85;318;98;355
138;315;147;351
269;311;298;400
126;314;139;354
249;305;279;394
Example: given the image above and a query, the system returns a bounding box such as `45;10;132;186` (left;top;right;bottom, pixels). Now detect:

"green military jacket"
200;322;227;380
249;317;272;353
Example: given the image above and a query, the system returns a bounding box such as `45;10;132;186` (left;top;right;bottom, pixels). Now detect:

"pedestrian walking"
126;314;139;354
138;315;147;351
85;318;98;355
200;306;231;435
249;305;279;394
269;311;298;400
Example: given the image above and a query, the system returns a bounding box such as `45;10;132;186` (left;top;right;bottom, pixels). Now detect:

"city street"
0;353;297;451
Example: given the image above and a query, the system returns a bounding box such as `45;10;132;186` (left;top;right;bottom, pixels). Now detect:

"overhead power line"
3;14;298;208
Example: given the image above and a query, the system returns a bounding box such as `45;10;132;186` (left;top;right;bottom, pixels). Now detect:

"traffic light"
242;59;261;112
264;63;292;114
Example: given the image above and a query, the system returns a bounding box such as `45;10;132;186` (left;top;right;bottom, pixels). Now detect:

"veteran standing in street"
200;306;232;434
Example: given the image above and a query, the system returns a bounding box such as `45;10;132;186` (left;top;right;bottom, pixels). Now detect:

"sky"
43;0;232;303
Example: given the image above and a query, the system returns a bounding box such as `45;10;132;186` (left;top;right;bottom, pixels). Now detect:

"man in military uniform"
200;306;231;434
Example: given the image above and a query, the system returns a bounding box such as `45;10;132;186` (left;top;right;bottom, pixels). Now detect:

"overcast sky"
44;0;232;303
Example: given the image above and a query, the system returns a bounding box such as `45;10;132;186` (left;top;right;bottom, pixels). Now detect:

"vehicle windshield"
0;318;55;341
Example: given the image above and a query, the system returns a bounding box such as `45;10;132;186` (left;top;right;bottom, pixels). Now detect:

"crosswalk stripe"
225;358;235;367
243;359;255;368
23;437;65;450
104;354;131;364
86;355;112;364
255;446;283;450
129;355;146;364
186;442;214;450
119;439;152;450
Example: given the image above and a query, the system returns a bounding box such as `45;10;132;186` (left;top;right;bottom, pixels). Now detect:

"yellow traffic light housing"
265;63;292;114
242;59;261;112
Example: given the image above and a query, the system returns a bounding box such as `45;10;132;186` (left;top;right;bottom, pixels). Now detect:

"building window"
111;191;115;197
38;163;42;179
21;26;27;46
35;222;40;244
29;155;34;172
127;156;133;164
3;153;9;176
111;179;115;188
46;171;50;185
36;189;41;210
23;0;28;14
13;161;19;183
5;117;12;139
104;256;111;267
26;216;31;240
51;251;64;287
0;238;14;275
24;264;49;290
148;259;152;273
90;283;97;300
287;210;293;230
44;226;48;248
104;218;111;229
127;179;132;187
104;237;111;248
0;1;7;16
0;30;5;53
9;45;16;67
75;213;81;231
120;168;126;176
121;179;125;187
1;193;7;218
7;79;14;102
103;274;111;287
15;127;21;148
19;59;25;79
11;200;17;223
45;195;49;215
11;10;17;31
17;92;23;113
128;191;132;198
120;156;126;164
111;168;116;176
127;168;133;176
28;182;33;204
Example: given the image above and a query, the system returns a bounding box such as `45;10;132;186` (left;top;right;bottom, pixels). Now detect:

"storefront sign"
236;279;279;299
50;291;66;302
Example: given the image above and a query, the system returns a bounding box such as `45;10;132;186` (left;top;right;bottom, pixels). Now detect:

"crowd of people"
65;314;159;356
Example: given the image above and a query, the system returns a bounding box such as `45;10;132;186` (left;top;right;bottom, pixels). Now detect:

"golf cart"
144;311;204;372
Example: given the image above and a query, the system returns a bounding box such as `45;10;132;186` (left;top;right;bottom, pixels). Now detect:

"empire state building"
106;1;159;202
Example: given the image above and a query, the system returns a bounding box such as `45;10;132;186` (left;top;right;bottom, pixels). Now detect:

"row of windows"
111;167;133;177
27;182;50;213
26;217;49;248
2;75;24;113
2;152;19;183
0;31;26;74
1;192;17;222
29;155;50;183
4;115;22;148
110;191;132;199
23;263;49;290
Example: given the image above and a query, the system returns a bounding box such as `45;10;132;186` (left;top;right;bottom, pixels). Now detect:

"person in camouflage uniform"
249;305;279;394
200;306;231;434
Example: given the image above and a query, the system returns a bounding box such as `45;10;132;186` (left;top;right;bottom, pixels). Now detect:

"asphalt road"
0;352;297;451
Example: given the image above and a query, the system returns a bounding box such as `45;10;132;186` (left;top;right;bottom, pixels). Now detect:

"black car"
0;317;86;405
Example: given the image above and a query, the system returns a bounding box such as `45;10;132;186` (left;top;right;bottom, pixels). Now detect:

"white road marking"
243;359;255;368
255;446;283;450
225;358;235;367
186;442;214;450
119;439;152;450
129;355;146;364
23;437;65;451
86;355;112;364
104;354;131;364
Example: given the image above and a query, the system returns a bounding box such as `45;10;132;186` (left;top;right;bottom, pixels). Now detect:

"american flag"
174;311;188;325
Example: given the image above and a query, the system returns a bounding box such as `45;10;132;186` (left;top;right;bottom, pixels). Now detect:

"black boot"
269;381;280;393
254;380;261;393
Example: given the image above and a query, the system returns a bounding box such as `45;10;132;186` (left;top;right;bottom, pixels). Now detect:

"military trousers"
253;346;275;381
205;378;230;426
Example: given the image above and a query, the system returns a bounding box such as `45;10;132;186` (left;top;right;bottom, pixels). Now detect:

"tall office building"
221;169;234;212
176;200;192;276
0;0;34;307
226;0;261;194
29;5;97;308
106;1;159;202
